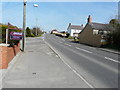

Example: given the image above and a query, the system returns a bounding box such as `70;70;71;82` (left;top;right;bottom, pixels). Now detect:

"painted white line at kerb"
64;43;71;47
61;58;95;88
76;47;93;54
105;57;120;63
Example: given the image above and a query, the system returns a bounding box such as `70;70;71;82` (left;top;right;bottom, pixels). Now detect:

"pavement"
2;36;91;88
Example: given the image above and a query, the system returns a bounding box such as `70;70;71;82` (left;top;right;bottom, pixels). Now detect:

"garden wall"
0;43;20;69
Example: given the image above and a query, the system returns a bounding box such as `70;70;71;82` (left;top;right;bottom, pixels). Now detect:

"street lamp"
22;0;27;52
33;4;39;36
33;4;39;7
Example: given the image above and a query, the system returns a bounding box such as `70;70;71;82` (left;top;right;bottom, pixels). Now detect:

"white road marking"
65;43;71;47
105;57;120;63
59;41;63;43
61;39;65;41
60;58;95;88
76;47;93;54
46;40;95;88
89;47;96;49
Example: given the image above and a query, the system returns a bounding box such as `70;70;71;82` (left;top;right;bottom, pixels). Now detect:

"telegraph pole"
33;4;39;36
22;0;27;52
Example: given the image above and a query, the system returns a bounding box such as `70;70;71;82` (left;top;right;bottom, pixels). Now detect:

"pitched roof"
90;22;113;31
69;25;83;30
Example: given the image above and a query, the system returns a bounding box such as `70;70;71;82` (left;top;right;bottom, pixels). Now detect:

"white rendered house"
67;23;83;37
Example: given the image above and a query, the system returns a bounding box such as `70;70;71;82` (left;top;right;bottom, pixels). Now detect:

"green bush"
0;24;22;46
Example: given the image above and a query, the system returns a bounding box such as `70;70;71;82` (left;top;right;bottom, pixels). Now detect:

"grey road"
45;33;119;88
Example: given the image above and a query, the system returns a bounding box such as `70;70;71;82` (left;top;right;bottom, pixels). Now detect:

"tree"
109;19;120;46
26;27;32;37
31;27;43;36
109;19;119;29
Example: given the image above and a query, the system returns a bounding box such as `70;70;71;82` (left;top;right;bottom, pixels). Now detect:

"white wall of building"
71;29;82;37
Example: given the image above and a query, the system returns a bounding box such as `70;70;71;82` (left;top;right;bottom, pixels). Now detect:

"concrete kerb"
97;48;120;55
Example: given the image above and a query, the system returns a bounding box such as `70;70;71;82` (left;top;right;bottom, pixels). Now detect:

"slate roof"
90;22;113;31
69;25;83;30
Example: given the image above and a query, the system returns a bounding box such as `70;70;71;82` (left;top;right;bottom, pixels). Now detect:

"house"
67;23;83;37
78;15;113;47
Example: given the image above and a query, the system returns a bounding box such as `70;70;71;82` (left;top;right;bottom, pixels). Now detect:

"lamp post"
33;4;39;36
22;0;27;52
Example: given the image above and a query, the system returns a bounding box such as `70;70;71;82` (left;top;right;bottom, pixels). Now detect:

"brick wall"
0;43;20;69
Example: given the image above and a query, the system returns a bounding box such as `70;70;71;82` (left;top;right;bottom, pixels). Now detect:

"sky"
1;2;118;32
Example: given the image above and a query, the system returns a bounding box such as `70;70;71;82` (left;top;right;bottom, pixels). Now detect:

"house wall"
67;28;71;35
70;29;82;37
79;24;102;47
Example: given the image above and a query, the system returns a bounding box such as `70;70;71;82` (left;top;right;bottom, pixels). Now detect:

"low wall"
0;43;20;69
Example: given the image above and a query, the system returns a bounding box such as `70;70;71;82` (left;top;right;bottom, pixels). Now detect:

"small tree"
26;27;32;37
109;19;120;46
31;27;43;36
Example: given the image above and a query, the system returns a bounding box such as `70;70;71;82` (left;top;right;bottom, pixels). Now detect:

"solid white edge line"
44;35;95;88
76;47;93;54
59;56;95;88
105;57;120;63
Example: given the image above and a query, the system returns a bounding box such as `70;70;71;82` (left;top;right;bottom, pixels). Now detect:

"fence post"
6;29;8;44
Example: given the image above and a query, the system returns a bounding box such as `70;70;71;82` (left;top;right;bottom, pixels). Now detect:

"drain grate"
27;51;34;52
32;73;36;75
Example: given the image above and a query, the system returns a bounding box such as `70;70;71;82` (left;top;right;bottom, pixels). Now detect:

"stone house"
78;15;113;47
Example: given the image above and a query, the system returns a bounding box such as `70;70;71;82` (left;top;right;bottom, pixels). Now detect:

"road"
45;33;119;88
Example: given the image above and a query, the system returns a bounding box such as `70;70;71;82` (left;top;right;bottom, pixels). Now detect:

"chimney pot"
81;24;83;27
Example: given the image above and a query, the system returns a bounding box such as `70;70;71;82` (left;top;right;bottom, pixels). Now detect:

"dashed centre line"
59;41;63;43
76;47;93;54
61;39;65;41
64;43;71;47
89;47;96;49
105;57;120;63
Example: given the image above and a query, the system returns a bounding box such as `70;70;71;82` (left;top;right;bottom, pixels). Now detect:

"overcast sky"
1;2;118;31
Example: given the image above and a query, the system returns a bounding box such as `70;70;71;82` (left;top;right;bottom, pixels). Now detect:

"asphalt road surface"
45;33;119;88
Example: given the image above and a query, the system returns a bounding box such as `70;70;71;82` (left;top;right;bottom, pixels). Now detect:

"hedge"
0;24;22;46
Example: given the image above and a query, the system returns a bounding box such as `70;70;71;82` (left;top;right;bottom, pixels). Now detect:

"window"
93;29;99;35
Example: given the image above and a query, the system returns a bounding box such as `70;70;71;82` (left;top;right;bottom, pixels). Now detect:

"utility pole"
36;18;38;36
33;4;39;36
118;1;120;23
22;0;27;52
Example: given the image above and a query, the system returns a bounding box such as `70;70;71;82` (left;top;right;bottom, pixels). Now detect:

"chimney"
69;23;71;26
87;15;92;23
